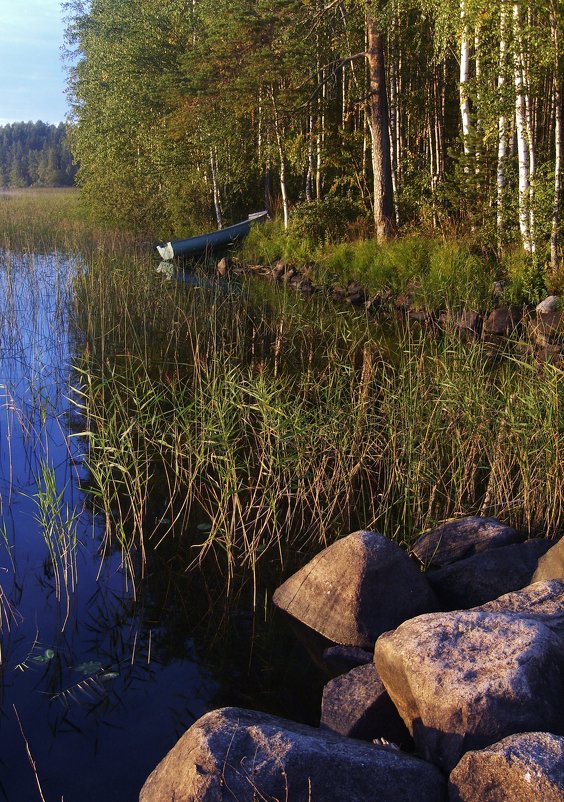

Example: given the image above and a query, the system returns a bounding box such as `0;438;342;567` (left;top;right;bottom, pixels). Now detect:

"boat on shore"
157;211;268;261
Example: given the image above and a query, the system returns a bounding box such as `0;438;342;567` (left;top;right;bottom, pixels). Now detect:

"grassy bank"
241;220;562;311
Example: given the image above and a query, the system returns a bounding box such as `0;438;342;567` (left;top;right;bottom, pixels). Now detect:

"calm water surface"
0;250;226;801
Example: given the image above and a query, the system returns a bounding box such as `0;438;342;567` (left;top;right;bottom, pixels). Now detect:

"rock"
375;610;564;772
322;645;373;677
448;732;564;802
216;256;232;276
346;281;366;306
536;295;561;314
365;293;388;314
282;266;297;283
529;311;564;347
483;305;522;336
478;579;564;637
426;539;553;609
411;516;524;568
455;310;482;334
408;309;432;323
532;537;564;582
321;663;414;748
272;530;439;649
272;260;286;281
330;283;347;301
139;706;447;802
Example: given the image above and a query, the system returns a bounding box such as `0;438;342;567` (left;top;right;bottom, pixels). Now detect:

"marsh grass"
1;191;560;598
71;243;563;594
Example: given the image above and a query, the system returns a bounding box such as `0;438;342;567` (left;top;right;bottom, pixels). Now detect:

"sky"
0;0;69;125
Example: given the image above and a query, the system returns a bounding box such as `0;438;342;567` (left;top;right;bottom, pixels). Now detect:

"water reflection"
0;250;221;801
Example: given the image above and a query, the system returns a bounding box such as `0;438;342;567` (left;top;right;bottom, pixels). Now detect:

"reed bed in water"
71;246;563;590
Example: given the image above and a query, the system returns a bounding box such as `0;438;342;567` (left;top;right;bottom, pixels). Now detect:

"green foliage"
288;196;366;248
499;248;547;305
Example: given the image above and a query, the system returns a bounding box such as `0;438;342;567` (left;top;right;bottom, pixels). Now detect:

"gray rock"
375;610;564;772
448;732;564;802
426;539;553;609
536;295;561;314
411;516;524;568
273;530;439;648
322;645;372;677
139;706;447;802
478;579;564;637
532;537;564;582
529;311;564;346
321;663;414;748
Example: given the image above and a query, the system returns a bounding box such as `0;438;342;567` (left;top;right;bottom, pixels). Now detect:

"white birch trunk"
551;1;562;271
513;1;532;253
475;26;482;174
459;0;472;164
497;0;509;240
271;88;289;229
210;148;223;229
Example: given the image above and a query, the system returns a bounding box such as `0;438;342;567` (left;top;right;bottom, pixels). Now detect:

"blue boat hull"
157;211;268;260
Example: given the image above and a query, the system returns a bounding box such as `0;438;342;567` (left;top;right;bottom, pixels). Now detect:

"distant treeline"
0;121;76;188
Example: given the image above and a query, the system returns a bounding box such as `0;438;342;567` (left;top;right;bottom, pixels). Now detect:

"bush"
288;196;365;248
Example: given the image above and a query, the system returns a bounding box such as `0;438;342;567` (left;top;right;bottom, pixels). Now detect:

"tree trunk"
210;147;223;229
513;0;533;253
551;0;561;271
497;0;509;243
366;3;395;242
270;86;289;229
459;0;472;166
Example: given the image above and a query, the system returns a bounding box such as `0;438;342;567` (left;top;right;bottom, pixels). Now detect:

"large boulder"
320;662;413;748
272;530;439;648
478;579;564;637
411;517;524;568
536;295;561;315
426;539;553;609
375;610;564;772
139;707;447;802
532;537;564;582
322;645;373;677
448;732;564;802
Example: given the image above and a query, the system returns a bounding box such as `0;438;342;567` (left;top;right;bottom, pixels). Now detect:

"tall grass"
71;245;563;593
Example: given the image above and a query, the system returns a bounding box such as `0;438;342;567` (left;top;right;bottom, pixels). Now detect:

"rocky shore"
139;517;564;801
218;255;563;363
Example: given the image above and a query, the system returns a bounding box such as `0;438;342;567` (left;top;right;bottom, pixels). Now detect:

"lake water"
0;250;319;801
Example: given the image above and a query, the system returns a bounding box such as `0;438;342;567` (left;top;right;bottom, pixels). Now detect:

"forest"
64;0;562;270
0;121;76;188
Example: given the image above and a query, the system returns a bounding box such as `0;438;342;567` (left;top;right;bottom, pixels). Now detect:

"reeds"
71;245;563;593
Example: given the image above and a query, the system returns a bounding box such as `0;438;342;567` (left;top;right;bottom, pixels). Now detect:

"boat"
156;211;268;260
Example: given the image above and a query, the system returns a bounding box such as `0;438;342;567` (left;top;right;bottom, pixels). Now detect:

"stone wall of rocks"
140;518;564;801
219;256;564;363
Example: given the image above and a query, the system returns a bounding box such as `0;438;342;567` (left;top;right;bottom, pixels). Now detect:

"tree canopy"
0;121;76;188
65;0;563;265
